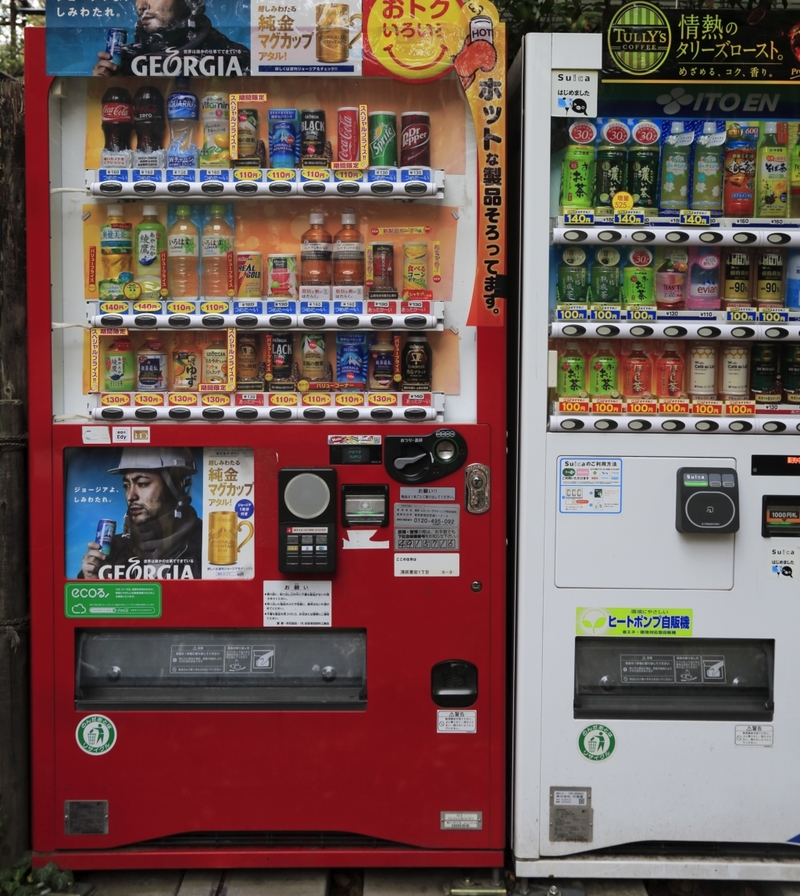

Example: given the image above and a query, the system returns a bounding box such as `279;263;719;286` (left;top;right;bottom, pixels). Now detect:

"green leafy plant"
0;855;73;895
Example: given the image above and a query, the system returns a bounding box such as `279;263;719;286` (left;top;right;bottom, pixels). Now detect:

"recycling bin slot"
574;637;774;721
75;629;366;710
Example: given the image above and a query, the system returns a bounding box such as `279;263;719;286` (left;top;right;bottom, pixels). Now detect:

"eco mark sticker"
76;715;117;756
576;607;693;637
578;724;615;761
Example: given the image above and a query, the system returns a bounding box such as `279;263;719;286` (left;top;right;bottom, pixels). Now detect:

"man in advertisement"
79;447;203;580
92;0;250;77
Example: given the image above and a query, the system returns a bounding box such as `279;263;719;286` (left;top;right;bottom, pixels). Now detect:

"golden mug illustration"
316;3;362;63
208;512;254;566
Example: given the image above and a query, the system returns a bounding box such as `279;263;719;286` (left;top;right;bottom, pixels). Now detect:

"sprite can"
368;112;398;167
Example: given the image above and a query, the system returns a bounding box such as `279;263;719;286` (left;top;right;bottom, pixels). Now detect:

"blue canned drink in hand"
95;519;117;556
105;29;127;67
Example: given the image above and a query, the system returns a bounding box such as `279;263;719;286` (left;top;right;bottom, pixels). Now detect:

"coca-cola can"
400;112;431;168
105;28;127;66
337;106;359;163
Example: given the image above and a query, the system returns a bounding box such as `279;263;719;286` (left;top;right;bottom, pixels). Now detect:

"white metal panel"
552;33;603;70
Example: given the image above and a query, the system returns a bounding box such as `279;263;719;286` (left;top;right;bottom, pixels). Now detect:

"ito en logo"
578;724;616;761
578;608;608;635
657;86;695;115
76;715;117;755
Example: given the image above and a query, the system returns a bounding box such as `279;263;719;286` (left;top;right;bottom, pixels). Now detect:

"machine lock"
465;463;490;514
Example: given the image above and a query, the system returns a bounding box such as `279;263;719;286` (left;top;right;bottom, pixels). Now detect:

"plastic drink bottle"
628;120;660;208
557;342;586;397
756;121;787;218
789;124;800;218
99;204;133;300
170;332;202;390
133;86;165;169
622;343;652;399
166;83;199;168
134;205;165;300
201;205;234;298
199;90;230;168
333;209;365;285
100;87;133;168
723;127;756;217
104;337;135;391
595;120;630;207
655;343;684;398
300;213;333;285
136;338;167;391
588;342;618;397
659;121;693;210
686;246;721;310
691;121;725;212
167;205;199;298
560;121;596;208
785;249;800;309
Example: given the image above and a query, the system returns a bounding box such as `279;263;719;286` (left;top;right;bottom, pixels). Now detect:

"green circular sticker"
76;715;117;756
578;724;615;761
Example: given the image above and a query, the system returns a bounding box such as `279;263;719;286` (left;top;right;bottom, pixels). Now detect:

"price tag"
625;400;658;414
726;307;758;322
613;210;646;225
679;210;712;226
626;306;657;321
590;305;622;321
562;210;595;226
691;401;724;415
760;309;789;322
557;399;591;413
659;400;691;414
725;402;756;416
591;400;623;414
556;304;589;320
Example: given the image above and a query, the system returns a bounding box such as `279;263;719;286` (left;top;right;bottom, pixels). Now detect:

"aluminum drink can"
237;251;263;298
268;109;300;168
750;342;780;397
268;333;294;387
105;28;127;66
400;112;430;167
782;343;800;402
95;519;117;556
402;242;428;291
267;254;298;299
369;112;398;167
237;109;258;158
301;109;326;162
370;243;394;289
337;107;360;163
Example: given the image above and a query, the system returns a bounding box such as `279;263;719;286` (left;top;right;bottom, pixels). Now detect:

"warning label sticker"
735;725;773;747
437;710;477;734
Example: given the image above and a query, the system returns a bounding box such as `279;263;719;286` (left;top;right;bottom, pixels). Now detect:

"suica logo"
657;85;780;115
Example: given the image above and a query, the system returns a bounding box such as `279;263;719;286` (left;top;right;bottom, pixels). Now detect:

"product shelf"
86;167;446;199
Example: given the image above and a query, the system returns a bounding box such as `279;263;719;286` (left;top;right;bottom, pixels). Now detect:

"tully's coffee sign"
604;3;800;83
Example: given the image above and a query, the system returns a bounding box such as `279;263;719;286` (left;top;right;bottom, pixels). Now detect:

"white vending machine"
512;18;800;880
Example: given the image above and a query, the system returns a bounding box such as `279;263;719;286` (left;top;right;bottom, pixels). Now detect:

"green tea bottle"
560;121;597;209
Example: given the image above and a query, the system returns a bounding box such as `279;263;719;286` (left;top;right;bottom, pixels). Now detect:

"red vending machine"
26;0;506;868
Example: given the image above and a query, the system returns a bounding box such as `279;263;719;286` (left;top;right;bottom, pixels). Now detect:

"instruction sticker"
560;458;622;514
263;581;332;627
437;710;477;734
735;725;773;747
394;503;459;550
765;543;798;582
394;554;460;577
399;487;456;501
